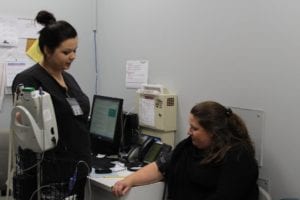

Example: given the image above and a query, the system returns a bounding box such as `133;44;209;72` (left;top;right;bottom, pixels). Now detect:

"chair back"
259;186;272;200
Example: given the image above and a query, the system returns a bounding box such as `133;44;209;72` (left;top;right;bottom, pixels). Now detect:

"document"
125;60;148;89
0;16;18;47
5;62;27;87
17;18;42;39
138;98;155;127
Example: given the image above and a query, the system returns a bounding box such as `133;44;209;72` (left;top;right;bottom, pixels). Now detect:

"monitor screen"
89;95;123;155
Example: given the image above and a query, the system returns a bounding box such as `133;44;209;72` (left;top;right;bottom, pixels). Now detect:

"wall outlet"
258;177;270;192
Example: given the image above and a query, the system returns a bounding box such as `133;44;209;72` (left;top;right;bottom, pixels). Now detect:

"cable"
93;29;98;95
68;161;89;195
18;152;44;173
76;160;92;200
29;184;55;200
93;0;99;95
76;160;90;172
68;168;77;196
69;160;91;199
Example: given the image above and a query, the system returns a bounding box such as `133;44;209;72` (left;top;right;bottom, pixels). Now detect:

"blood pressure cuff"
155;151;172;176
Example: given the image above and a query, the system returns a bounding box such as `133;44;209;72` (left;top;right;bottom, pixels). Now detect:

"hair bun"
35;10;56;26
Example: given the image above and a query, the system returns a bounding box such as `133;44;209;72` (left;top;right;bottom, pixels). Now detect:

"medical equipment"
136;84;177;131
136;84;177;147
11;86;58;152
6;86;59;200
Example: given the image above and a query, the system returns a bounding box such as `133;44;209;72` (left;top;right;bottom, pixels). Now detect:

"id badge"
66;98;83;116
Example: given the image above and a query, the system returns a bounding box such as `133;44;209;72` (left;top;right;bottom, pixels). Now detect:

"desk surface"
88;165;165;200
89;169;132;191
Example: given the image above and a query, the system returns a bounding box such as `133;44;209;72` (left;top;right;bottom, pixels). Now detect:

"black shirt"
156;137;259;200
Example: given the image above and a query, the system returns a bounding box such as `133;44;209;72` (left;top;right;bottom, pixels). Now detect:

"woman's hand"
112;179;132;197
111;162;163;197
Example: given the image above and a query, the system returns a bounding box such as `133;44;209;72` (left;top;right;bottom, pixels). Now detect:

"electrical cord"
68;160;90;194
93;29;98;95
29;184;56;200
18;152;45;174
72;160;91;200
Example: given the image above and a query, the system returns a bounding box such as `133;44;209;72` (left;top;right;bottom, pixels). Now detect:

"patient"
112;101;259;200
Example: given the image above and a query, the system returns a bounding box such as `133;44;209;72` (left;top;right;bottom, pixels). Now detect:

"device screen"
143;142;162;164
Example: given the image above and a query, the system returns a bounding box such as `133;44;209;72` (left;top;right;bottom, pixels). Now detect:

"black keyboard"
91;156;116;169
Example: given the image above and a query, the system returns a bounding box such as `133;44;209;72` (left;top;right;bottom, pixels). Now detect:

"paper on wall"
17;18;42;39
125;60;148;89
5;62;27;87
0;16;18;47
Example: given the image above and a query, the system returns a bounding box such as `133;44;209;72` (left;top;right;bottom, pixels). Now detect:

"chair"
259;186;272;200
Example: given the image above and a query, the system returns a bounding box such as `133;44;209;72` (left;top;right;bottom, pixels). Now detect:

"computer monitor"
89;95;123;155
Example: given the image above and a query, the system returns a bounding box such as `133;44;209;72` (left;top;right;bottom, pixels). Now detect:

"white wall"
97;0;300;199
0;0;96;128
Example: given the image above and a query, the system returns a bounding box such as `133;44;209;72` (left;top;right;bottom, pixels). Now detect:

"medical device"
11;86;58;152
136;84;177;131
6;86;59;200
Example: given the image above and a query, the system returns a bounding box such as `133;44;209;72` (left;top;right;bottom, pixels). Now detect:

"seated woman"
112;101;259;200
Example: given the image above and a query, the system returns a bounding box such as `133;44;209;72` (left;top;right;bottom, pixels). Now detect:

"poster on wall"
0;15;41;97
125;60;149;89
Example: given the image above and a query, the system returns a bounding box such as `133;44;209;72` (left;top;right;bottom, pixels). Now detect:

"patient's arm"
112;162;163;197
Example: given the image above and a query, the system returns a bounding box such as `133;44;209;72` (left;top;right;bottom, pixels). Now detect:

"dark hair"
35;10;77;54
190;101;255;164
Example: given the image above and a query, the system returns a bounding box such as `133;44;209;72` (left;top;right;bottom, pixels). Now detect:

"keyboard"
91;156;116;169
